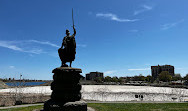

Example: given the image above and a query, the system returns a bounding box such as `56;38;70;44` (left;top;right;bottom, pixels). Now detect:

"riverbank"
0;81;8;89
0;92;50;106
0;85;187;106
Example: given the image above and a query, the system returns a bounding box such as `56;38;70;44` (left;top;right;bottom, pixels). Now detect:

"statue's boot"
61;63;68;67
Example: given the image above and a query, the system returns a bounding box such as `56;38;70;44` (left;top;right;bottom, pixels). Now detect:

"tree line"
94;71;188;84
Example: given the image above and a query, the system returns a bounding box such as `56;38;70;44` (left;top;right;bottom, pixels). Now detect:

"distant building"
151;65;175;79
86;71;104;80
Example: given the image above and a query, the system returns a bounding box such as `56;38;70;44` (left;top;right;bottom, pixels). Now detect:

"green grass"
87;103;188;111
0;105;43;111
0;103;188;111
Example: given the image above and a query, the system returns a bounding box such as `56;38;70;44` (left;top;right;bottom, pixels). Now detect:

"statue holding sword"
58;8;76;67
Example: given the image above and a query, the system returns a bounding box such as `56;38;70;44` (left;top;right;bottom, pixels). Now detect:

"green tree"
94;77;103;83
118;77;125;84
133;76;139;81
104;76;112;82
158;71;172;82
133;74;145;81
112;76;118;83
125;77;131;82
145;75;152;82
183;74;188;81
172;74;182;81
184;74;188;85
139;74;146;81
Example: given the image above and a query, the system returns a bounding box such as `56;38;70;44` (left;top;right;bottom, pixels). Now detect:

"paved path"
87;107;95;111
0;103;43;109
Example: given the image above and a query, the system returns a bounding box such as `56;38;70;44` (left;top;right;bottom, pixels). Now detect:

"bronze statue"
58;27;76;67
44;8;87;111
58;9;76;67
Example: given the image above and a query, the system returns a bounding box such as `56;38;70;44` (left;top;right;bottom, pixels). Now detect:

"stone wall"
0;93;50;106
82;92;188;102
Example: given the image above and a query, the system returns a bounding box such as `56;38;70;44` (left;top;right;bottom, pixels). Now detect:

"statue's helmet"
66;29;70;34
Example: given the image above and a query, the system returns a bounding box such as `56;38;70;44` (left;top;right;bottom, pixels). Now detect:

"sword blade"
72;8;74;27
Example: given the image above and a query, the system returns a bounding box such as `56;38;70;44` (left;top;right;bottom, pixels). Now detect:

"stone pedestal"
43;67;87;111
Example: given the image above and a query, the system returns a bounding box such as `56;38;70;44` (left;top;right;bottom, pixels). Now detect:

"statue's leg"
70;61;72;67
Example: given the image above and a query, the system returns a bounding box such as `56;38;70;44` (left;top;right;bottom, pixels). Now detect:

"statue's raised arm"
73;27;76;37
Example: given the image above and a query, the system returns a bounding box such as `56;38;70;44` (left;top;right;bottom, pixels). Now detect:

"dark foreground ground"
0;103;188;111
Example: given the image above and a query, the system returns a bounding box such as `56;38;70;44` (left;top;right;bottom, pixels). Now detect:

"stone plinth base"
43;67;87;111
44;99;87;111
50;67;82;102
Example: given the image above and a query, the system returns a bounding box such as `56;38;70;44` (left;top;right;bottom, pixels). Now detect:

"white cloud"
134;5;153;15
0;40;87;54
161;19;184;30
0;41;23;51
0;40;44;54
143;5;153;10
9;66;15;69
104;70;117;75
29;40;59;48
29;40;86;48
128;68;150;71
96;13;139;22
24;48;44;54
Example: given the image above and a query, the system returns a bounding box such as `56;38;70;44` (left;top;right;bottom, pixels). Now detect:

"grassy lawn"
0;103;188;111
0;105;43;111
87;103;188;111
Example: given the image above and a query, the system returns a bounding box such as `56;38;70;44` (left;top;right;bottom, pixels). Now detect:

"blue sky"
0;0;188;80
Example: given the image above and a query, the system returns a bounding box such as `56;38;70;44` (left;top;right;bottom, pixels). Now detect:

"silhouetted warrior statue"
43;8;87;111
58;26;76;67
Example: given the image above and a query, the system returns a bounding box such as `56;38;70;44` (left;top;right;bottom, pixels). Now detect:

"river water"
5;82;46;86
